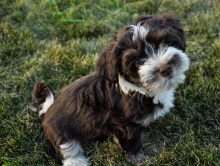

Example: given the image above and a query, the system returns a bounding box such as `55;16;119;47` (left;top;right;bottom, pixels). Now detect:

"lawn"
0;0;220;165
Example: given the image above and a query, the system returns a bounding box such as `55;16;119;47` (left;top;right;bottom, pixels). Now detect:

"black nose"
159;64;172;77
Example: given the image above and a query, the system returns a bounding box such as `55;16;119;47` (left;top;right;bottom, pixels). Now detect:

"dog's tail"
29;82;54;119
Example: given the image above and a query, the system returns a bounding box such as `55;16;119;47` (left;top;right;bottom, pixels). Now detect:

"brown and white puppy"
29;15;189;166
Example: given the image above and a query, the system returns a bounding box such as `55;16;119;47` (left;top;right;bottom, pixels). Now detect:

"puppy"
29;15;189;166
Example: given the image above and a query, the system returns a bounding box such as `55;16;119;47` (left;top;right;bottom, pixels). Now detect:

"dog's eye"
136;59;146;66
144;44;155;56
144;48;151;56
168;55;179;65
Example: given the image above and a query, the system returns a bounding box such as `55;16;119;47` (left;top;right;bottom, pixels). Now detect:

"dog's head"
96;15;189;93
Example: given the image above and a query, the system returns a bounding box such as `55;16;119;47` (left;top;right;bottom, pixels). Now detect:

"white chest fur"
137;89;175;127
153;89;174;119
118;74;175;127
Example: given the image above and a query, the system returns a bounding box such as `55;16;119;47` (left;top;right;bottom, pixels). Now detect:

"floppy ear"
96;26;136;83
96;41;119;83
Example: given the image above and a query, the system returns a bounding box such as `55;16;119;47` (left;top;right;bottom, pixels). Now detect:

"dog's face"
96;15;189;93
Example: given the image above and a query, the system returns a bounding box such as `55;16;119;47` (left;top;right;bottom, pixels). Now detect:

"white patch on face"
130;22;149;41
60;140;90;166
138;46;189;92
39;91;54;117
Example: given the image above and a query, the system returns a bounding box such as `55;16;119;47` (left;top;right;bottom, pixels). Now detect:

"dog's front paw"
127;151;148;165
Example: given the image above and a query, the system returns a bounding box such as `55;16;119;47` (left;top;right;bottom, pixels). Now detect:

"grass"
0;0;220;165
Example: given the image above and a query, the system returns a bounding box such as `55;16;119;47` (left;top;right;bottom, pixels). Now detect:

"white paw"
63;156;90;166
128;152;150;165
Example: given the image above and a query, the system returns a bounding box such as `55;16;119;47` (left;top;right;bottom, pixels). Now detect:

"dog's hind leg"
30;83;90;166
43;122;90;166
59;140;90;166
